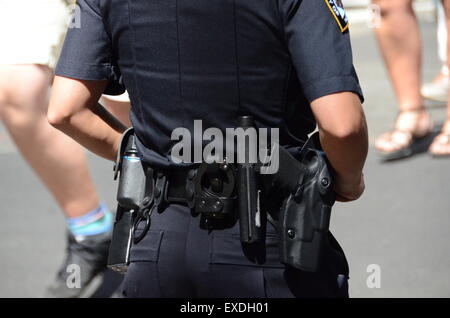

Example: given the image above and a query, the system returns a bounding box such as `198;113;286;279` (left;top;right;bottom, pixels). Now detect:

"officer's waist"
152;168;192;204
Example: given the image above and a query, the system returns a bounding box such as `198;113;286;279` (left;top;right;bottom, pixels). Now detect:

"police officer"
48;0;368;298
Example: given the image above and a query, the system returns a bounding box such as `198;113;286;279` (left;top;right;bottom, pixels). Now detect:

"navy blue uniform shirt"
56;0;364;169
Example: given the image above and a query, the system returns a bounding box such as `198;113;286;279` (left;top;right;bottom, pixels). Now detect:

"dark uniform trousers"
121;204;349;298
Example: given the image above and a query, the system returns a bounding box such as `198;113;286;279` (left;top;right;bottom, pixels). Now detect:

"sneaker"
44;232;111;298
421;72;449;102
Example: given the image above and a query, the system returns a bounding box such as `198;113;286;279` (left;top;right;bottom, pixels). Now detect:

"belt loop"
186;169;197;209
154;172;168;211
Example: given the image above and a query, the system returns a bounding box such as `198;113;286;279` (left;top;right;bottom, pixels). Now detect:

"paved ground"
0;18;449;298
333;19;450;298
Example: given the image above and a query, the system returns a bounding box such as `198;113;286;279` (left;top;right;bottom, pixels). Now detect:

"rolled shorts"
0;0;71;69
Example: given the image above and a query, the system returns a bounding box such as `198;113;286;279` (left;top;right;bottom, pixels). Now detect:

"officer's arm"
48;76;127;161
310;92;368;201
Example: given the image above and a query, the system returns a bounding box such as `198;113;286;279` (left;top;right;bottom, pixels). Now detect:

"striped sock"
66;204;113;238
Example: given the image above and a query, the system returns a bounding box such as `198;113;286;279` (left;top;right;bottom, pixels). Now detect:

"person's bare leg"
374;0;422;110
373;0;433;154
430;0;450;156
422;0;449;103
445;0;450;124
0;64;99;217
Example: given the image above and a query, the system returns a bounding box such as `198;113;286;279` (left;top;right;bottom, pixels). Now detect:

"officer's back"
50;0;368;298
60;0;362;168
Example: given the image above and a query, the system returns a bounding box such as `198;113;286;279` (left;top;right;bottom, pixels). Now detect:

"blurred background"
0;0;449;297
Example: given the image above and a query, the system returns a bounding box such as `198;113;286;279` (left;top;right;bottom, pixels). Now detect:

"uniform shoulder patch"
324;0;349;33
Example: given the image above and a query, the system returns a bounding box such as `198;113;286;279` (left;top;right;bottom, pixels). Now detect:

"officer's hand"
334;173;365;202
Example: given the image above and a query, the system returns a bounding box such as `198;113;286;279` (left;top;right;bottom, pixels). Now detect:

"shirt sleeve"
280;0;364;103
55;0;125;95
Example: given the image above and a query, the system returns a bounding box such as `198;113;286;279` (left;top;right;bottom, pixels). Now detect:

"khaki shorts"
0;0;71;70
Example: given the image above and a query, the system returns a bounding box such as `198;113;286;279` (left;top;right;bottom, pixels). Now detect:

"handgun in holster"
267;133;336;272
107;128;147;273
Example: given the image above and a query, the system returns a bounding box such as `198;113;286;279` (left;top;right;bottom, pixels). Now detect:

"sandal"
429;121;450;158
375;109;434;161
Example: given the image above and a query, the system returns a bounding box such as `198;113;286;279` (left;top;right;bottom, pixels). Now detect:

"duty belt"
110;117;337;274
142;161;239;217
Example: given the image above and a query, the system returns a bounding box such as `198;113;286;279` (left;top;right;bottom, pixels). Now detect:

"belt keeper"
154;172;167;209
186;169;197;209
